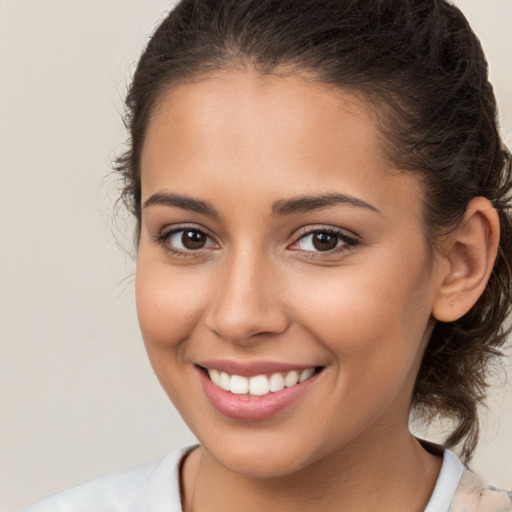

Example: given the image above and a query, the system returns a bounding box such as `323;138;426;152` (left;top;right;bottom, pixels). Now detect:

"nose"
205;248;290;344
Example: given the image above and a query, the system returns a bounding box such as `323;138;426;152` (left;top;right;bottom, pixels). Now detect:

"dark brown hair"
116;0;512;462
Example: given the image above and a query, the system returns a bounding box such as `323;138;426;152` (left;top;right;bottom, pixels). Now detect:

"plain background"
0;1;511;510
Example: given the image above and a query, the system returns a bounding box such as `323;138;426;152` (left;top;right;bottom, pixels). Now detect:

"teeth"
209;369;221;386
299;368;314;382
219;372;231;391
249;375;269;396
206;367;317;396
284;370;299;387
269;373;285;392
230;375;248;394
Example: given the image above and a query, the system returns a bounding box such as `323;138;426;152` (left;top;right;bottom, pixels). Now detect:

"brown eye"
292;228;358;254
182;230;207;249
312;232;338;251
164;228;217;252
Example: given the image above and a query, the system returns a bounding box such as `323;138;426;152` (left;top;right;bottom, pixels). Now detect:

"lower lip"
198;368;320;421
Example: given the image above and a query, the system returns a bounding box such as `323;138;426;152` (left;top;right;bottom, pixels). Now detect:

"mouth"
197;365;323;396
196;363;325;421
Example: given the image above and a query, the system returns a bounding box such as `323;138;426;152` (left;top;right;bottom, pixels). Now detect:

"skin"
136;69;499;512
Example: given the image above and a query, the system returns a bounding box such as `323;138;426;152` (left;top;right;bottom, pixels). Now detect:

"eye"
291;228;359;253
157;227;218;253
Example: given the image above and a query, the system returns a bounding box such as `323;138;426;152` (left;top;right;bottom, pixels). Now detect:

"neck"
182;427;442;512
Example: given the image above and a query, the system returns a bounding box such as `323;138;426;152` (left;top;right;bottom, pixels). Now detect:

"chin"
211;447;308;478
196;426;323;478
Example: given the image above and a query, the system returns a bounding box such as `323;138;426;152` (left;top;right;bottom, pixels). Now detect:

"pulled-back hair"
116;0;512;462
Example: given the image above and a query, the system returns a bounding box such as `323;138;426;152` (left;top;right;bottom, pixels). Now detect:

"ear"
432;197;500;322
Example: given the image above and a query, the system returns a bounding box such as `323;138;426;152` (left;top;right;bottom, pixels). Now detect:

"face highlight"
136;70;442;477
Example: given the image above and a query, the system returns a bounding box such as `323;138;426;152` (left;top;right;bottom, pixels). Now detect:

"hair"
116;0;512;462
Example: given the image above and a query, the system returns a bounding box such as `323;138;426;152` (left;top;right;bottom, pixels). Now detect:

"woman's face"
136;70;442;477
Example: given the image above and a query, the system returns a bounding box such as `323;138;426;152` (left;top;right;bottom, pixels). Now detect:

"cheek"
135;252;214;415
286;254;434;375
135;251;209;352
287;262;434;440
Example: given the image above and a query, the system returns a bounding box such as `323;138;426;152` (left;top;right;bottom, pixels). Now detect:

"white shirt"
20;445;512;512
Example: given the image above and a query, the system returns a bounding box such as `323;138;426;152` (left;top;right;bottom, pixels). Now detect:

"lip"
197;359;319;377
197;364;322;421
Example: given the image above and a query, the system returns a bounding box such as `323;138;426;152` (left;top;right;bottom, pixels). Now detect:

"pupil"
312;232;337;251
182;231;206;249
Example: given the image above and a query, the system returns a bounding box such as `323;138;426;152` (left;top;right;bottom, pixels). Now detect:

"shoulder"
20;447;192;512
421;442;511;512
451;467;512;512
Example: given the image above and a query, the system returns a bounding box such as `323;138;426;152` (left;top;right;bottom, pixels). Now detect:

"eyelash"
153;225;359;258
290;227;360;258
153;225;217;258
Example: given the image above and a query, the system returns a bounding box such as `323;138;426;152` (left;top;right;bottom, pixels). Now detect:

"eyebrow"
143;191;381;217
143;192;219;218
271;193;381;216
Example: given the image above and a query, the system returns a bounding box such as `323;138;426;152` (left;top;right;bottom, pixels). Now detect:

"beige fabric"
451;469;512;512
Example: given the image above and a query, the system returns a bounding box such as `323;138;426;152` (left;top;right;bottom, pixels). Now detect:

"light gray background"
1;1;511;510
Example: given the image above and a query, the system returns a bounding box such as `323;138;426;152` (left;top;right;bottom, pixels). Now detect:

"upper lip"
196;359;321;377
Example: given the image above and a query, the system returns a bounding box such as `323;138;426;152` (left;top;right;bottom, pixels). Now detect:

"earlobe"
432;197;500;322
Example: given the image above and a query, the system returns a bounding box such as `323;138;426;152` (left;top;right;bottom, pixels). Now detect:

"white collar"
424;447;465;512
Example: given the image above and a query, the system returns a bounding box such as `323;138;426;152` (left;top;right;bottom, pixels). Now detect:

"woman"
23;0;512;510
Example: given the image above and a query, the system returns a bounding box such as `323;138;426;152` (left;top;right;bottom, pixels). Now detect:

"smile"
206;367;317;396
197;363;324;421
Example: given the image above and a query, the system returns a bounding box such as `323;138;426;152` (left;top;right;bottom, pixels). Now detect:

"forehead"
140;69;423;222
144;69;384;167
